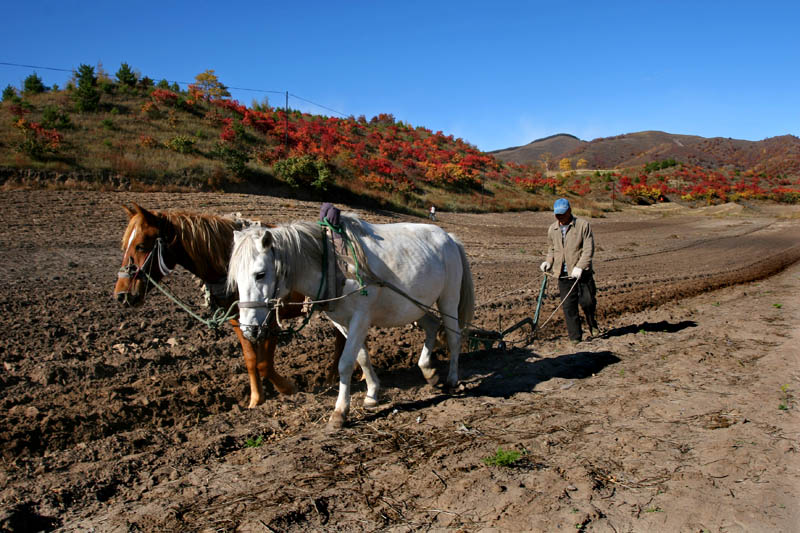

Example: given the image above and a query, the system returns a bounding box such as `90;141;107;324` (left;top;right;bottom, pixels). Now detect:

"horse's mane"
227;214;369;294
124;210;253;280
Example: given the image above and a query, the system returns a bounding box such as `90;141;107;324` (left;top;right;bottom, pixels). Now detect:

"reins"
136;268;239;330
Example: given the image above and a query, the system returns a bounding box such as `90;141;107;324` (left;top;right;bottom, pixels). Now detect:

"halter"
117;237;173;289
237;223;335;341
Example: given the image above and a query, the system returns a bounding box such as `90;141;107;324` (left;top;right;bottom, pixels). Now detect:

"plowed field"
1;191;799;532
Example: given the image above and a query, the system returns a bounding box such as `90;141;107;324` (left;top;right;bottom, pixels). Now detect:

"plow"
467;275;549;352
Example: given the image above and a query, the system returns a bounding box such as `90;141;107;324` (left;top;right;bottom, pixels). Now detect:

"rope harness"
131;223;583;351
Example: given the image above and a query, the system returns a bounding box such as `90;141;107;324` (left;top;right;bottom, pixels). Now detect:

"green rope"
318;218;368;295
139;270;239;330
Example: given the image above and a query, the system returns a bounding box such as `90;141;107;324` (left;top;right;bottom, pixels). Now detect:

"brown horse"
113;203;345;408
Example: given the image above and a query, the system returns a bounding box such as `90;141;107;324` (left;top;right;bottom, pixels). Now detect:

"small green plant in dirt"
482;447;522;467
645;506;663;513
244;435;264;448
773;303;782;309
779;384;791;411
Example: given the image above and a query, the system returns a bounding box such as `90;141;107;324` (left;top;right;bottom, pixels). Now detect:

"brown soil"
1;191;799;532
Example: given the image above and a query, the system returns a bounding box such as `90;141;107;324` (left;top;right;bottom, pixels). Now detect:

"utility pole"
611;179;615;209
284;91;289;151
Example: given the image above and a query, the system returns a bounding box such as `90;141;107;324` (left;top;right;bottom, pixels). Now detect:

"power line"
0;61;73;73
1;61;346;117
289;93;346;117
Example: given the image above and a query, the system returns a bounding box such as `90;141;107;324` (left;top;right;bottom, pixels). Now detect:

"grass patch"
244;435;264;448
482;446;522;467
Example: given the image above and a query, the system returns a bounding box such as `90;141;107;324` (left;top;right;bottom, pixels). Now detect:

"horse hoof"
421;368;440;387
325;412;346;433
363;395;379;409
276;382;297;396
247;396;263;409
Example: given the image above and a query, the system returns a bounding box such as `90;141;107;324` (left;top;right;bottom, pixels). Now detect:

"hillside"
493;131;800;177
487;133;584;165
0;77;554;215
1;67;798;210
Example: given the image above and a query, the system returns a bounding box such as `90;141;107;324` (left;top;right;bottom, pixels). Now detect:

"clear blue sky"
2;1;798;151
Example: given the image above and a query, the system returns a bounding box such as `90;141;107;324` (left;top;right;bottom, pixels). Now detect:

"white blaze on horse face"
125;228;137;255
236;247;275;329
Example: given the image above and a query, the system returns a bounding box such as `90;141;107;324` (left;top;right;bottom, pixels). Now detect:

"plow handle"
532;275;548;330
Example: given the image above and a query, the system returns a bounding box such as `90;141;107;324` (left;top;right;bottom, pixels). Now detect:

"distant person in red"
539;198;600;344
429;205;436;221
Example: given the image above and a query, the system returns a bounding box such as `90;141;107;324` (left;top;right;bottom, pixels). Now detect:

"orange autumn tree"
189;69;231;100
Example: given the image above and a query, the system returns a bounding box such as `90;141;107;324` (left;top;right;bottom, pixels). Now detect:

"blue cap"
553;198;570;215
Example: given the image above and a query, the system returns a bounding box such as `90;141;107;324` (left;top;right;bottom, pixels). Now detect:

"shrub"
139;135;158;148
73;64;100;112
14;118;62;158
212;143;250;177
101;118;116;130
23;73;47;94
273;155;331;191
140;101;161;119
41;105;72;130
165;135;195;154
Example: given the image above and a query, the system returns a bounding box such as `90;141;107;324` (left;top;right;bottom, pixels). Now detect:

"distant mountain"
491;131;800;176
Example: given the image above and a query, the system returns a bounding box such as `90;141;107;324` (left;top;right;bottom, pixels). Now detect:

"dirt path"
0;191;798;532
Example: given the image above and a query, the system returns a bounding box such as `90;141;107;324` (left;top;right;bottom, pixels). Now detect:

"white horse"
228;215;474;430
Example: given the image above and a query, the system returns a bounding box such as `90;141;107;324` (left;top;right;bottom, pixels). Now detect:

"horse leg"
443;315;462;388
259;337;296;396
232;324;265;408
357;346;381;408
327;316;369;432
325;329;347;385
416;314;442;386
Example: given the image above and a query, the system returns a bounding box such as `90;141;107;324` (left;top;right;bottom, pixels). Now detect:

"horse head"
228;227;284;342
114;203;176;307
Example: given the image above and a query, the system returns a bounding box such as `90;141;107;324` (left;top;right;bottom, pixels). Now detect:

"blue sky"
2;1;798;151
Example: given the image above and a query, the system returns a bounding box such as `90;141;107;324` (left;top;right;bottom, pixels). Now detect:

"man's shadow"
598;320;696;339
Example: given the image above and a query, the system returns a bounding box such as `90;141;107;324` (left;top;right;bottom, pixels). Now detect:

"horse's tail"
454;237;475;332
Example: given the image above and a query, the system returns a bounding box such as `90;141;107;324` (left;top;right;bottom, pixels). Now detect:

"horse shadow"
358;347;621;423
598;320;696;339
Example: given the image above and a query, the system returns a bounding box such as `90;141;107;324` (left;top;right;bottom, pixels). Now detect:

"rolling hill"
491;131;800;177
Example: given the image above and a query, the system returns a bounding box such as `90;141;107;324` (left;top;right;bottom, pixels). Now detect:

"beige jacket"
545;216;594;275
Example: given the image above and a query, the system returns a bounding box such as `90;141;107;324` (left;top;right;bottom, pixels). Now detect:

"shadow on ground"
358;348;621;425
599;320;697;339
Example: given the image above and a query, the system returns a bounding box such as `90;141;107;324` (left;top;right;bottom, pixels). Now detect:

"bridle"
236;224;334;342
236;277;282;342
117;236;174;295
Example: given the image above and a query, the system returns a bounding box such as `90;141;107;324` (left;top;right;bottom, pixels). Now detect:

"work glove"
540;261;551;272
570;266;583;279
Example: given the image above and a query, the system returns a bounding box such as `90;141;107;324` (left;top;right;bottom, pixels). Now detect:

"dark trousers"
558;270;598;341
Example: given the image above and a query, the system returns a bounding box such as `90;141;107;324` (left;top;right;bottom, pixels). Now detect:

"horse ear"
233;230;243;246
261;230;273;250
122;204;136;219
132;203;159;226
